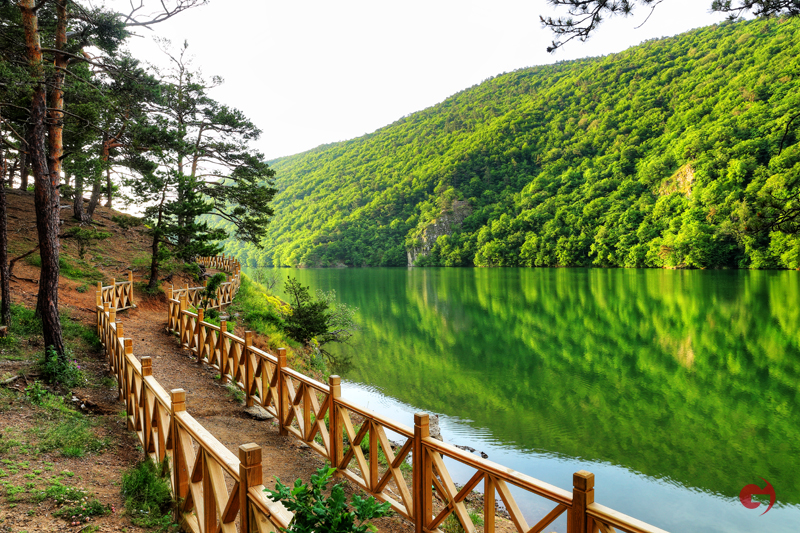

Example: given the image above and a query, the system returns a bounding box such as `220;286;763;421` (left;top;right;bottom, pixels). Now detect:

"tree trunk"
73;171;87;222
105;165;112;208
148;189;168;291
0;141;10;327
19;135;29;191
21;0;64;357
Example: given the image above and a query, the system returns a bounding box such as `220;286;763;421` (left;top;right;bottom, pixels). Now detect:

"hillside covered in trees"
216;17;800;269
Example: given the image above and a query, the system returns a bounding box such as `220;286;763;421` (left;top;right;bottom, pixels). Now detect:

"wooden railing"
97;271;135;311
96;280;292;533
158;255;670;533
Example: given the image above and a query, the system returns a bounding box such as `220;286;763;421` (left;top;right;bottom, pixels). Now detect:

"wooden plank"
485;476;496;533
587;503;668;533
423;438;572;505
527;504;567;533
495;478;530;533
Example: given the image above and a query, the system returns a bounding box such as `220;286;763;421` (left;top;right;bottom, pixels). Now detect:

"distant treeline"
214;17;800;269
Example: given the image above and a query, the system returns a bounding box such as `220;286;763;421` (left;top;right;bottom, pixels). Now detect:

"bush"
39;347;85;388
121;458;177;532
64;227;112;260
112;215;142;230
266;466;391;533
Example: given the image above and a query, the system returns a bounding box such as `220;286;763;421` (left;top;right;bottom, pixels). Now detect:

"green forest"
215;17;800;269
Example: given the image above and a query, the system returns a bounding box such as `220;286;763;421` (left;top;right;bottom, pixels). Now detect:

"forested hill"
216;17;800;269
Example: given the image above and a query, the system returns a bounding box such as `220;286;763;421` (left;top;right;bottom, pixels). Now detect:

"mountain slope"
216;17;800;269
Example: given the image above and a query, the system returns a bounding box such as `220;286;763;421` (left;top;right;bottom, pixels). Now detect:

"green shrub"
121;458;177;532
265;466;391;533
39;347;85;388
64;227;112;260
112;215;142;230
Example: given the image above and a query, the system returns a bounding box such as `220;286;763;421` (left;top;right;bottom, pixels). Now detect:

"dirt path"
119;301;414;533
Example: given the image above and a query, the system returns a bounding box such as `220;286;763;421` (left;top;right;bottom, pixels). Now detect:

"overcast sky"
121;0;727;160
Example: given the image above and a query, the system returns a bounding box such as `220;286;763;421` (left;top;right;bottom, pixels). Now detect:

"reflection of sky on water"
342;380;800;533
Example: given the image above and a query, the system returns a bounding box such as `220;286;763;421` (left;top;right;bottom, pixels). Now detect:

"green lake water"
255;267;800;532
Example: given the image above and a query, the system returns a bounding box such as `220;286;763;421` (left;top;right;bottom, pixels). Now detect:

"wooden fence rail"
155;256;670;533
97;271;135;310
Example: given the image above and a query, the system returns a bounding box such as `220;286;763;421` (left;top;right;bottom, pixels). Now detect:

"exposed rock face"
659;163;695;198
406;200;472;266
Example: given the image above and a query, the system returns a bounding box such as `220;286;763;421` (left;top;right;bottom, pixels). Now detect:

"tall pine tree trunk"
0;140;10;327
21;0;64;357
19;131;29;190
73;171;87;222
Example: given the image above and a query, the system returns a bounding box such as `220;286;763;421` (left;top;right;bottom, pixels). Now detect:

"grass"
34;418;109;458
121;458;177;532
25;254;104;283
225;384;245;404
441;511;484;533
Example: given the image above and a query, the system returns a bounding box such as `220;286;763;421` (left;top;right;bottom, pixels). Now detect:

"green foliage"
112;214;143;230
53;498;110;522
265;466;391;533
121;458;177;532
200;272;227;309
282;277;358;352
36;417;108;457
440;512;483;533
64;227;112;260
227;275;294;348
24;381;49;405
219;17;800;270
38;347;85;388
283;277;329;345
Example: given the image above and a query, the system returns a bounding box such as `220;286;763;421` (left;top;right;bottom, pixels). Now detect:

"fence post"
114;321;124;373
195;308;204;363
111;278;117;308
141;357;153;454
244;332;254;407
277;347;288;436
329;375;342;470
128;271;134;307
167;286;173;329
124;339;134;425
218;321;229;384
413;413;431;533
179;293;188;343
170;389;188;523
239;443;262;533
568;471;594;533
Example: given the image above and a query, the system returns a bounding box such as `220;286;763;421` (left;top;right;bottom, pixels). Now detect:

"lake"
251;267;800;532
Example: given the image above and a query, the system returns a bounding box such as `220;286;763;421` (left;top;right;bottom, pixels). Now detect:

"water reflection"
255;267;800;531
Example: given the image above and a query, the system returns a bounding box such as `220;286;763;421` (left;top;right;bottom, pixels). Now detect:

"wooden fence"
97;271;135;311
154;256;669;533
97;290;292;532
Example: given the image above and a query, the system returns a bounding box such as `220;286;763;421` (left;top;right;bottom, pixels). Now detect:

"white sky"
121;0;727;160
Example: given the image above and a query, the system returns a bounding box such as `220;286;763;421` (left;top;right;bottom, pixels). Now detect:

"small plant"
200;273;227;309
54;497;110;524
225;384;245;404
112;215;142;230
39;347;84;388
121;458;177;532
265;466;391;533
76;283;90;293
440;511;484;533
25;381;48;405
64;227;112;260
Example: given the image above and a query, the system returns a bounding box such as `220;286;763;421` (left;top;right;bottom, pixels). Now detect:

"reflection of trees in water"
319;268;800;503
